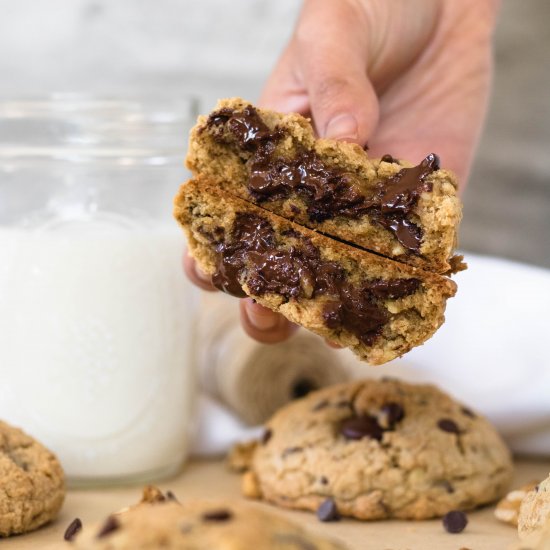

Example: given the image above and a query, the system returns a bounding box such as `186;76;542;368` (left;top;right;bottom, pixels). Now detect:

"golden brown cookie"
174;177;456;365
68;489;347;549
519;473;550;545
186;98;463;274
238;379;513;520
0;420;65;536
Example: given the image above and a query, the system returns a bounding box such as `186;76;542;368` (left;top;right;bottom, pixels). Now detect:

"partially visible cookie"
0;420;65;536
495;482;539;526
519;473;550;544
240;379;513;520
69;489;347;549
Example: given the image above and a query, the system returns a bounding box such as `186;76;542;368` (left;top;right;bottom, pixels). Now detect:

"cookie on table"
238;379;513;520
68;488;347;549
186;98;463;275
174;177;456;365
0;420;65;536
519;472;550;545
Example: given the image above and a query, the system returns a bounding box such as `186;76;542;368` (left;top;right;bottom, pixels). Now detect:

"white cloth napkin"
190;254;550;457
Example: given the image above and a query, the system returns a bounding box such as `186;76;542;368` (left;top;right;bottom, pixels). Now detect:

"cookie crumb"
442;510;468;533
242;470;262;499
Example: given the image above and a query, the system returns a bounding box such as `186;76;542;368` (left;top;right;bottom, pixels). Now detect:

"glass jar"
0;95;199;486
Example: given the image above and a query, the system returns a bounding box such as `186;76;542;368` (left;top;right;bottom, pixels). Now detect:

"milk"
0;216;196;482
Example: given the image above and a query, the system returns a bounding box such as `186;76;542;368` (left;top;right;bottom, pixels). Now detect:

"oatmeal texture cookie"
69;489;347;549
186;98;463;274
240;379;513;520
174;177;456;365
519;473;550;544
0;420;65;536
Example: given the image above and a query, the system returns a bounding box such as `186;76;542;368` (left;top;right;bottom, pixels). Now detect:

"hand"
186;0;499;344
261;0;500;185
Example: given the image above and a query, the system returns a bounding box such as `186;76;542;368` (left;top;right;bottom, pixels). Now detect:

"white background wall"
0;0;548;267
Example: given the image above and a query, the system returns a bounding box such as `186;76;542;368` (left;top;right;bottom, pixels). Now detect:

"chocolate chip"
202;509;233;522
166;490;179;502
381;154;396;163
312;399;329;411
341;415;383;441
461;407;476;418
438;419;461;434
442;510;468;533
316;498;340;522
319;476;329;485
438;480;455;494
261;428;272;445
291;378;316;399
379;402;405;429
64;518;82;541
97;516;120;538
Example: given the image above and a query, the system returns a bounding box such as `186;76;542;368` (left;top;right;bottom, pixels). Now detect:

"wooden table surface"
4;458;549;549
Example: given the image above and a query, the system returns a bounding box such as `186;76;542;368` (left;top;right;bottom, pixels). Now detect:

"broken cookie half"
186;98;464;275
174;177;456;365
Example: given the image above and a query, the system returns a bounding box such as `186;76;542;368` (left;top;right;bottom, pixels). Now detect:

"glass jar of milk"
0;95;199;486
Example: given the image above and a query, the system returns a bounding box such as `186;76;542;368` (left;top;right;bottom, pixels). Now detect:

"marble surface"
0;0;548;267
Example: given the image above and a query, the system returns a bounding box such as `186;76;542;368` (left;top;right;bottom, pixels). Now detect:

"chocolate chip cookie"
0;420;65;536
519;472;550;545
68;488;347;549
186;98;463;274
174;177;456;365
239;379;513;520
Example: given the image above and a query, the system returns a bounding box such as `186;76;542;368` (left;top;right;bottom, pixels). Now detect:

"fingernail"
324;114;358;140
245;300;279;331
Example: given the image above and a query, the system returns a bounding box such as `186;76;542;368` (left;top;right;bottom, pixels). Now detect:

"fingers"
240;299;298;344
293;0;379;145
182;252;216;292
184;251;340;347
259;44;310;114
325;339;343;350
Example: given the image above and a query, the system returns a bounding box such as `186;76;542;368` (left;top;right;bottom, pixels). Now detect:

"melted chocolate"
206;105;278;152
205;106;441;253
211;213;420;345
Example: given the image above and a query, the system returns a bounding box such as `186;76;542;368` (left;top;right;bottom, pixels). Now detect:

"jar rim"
0;93;199;165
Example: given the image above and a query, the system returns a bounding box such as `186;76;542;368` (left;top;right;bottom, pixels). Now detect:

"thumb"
294;0;379;145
